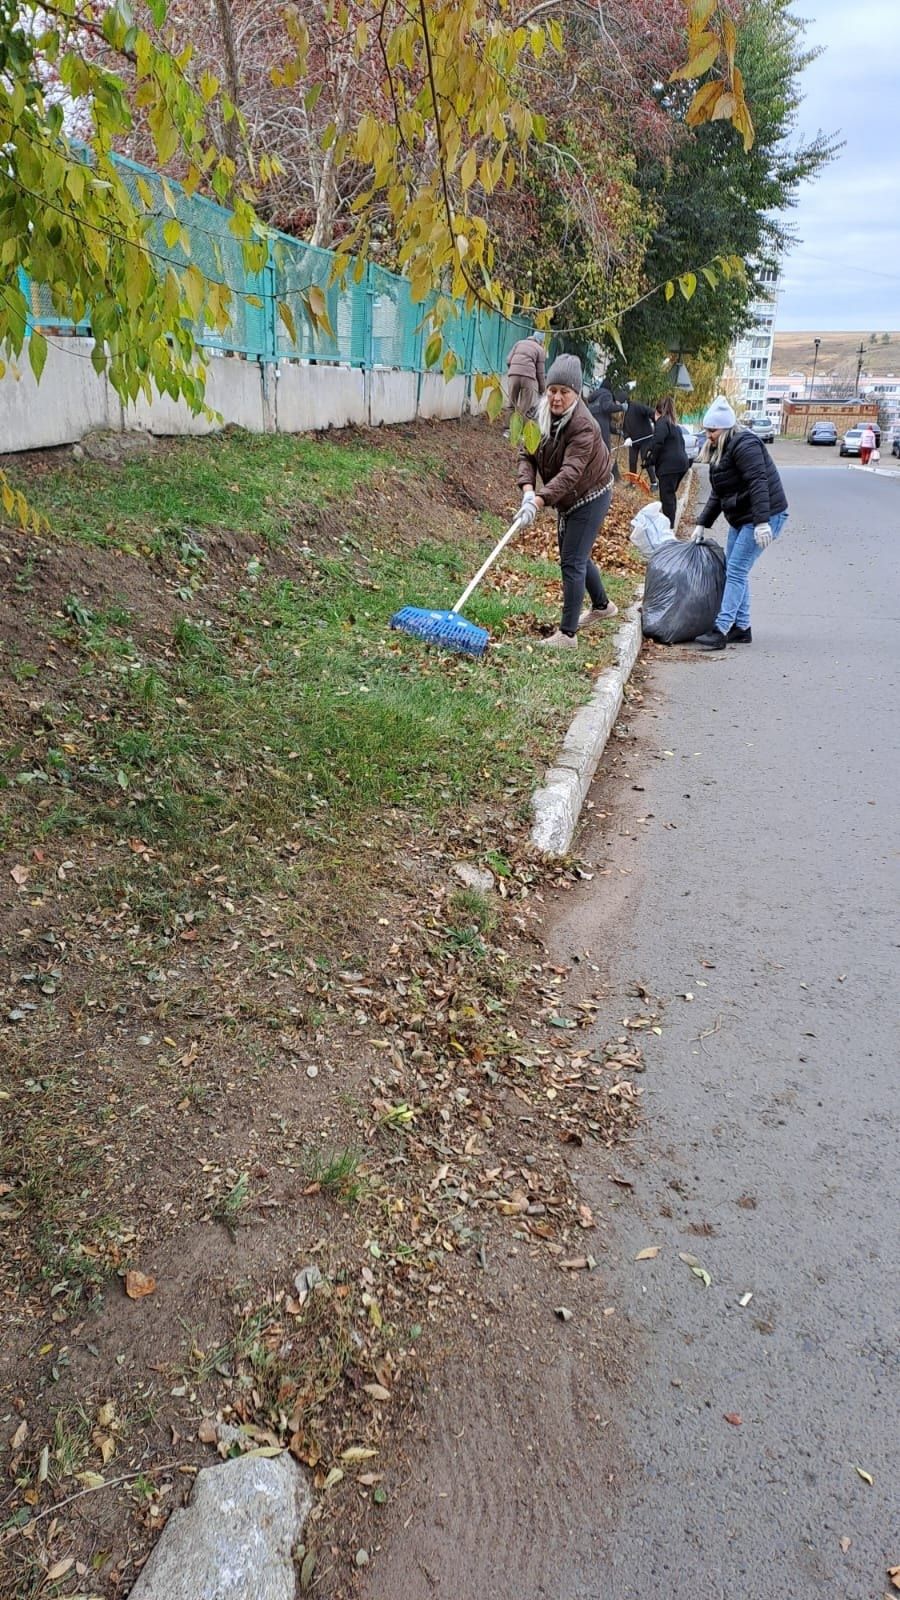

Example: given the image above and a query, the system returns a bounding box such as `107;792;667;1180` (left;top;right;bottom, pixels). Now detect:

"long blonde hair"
699;424;739;465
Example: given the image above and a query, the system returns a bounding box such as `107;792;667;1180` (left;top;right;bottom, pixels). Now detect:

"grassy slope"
1;428;633;869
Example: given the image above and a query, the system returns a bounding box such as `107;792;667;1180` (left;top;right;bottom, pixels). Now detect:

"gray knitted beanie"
545;354;583;392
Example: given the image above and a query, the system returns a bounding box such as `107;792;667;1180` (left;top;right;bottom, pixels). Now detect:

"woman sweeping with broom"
516;354;618;649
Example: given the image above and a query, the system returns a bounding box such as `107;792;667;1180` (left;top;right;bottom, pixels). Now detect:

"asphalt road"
769;436;900;475
549;463;900;1596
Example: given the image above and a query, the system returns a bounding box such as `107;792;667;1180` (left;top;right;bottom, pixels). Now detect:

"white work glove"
691;524;705;542
754;522;773;550
623;437;632;447
517;497;537;527
521;486;536;505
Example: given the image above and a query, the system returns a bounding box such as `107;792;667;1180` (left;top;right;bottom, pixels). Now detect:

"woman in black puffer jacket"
649;397;689;528
692;396;788;649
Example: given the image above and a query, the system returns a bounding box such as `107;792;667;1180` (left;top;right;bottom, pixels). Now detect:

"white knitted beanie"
702;395;737;429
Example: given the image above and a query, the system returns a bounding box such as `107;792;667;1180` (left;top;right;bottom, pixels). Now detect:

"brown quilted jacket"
506;336;546;392
517;401;612;511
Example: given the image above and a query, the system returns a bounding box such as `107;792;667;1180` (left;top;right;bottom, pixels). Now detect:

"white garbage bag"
629;501;676;561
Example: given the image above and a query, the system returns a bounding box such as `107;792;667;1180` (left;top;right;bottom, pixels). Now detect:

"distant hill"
773;331;900;379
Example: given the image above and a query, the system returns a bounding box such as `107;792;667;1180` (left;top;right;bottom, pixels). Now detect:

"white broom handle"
452;510;529;615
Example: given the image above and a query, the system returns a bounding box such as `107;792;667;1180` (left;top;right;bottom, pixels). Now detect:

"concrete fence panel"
0;339;113;452
275;363;368;433
0;352;510;453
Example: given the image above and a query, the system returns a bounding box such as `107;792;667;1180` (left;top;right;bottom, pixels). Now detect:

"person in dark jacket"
517;354;618;649
611;388;631;479
649;396;689;528
585;377;624;448
506;332;546;418
691;396;789;648
623;394;657;484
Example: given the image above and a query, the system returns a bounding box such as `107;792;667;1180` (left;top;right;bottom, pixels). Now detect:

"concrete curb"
847;463;899;479
529;468;696;857
531;598;643;855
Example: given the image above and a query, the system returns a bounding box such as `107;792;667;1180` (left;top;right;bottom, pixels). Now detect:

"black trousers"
629;442;657;484
658;469;686;528
557;487;613;633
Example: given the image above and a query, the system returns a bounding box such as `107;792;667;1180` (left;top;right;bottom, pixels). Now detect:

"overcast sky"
775;0;898;331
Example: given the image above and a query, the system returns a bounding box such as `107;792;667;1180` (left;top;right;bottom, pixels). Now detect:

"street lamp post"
809;337;821;399
855;342;867;397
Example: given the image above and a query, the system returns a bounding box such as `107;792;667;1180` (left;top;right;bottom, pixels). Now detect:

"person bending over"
691;396;788;649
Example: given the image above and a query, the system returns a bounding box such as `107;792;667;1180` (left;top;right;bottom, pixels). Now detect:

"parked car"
678;424;702;462
840;424;881;456
744;416;776;443
807;421;837;445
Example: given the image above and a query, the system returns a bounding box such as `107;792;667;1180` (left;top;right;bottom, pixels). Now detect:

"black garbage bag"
642;536;726;645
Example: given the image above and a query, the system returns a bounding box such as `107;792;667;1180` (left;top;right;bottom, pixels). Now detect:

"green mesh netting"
21;154;529;375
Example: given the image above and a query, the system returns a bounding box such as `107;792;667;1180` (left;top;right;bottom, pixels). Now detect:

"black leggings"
658;469;686;529
557;487;613;633
629;442;656;482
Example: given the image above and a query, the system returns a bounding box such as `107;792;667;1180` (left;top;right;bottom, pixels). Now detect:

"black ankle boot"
693;628;728;650
727;625;752;643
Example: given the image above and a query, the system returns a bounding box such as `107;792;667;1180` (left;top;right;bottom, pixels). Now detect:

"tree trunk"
212;0;241;164
309;137;338;247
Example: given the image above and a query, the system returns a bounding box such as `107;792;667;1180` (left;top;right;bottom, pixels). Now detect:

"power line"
785;249;900;285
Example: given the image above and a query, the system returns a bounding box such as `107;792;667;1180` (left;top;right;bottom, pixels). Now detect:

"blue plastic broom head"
390;606;489;657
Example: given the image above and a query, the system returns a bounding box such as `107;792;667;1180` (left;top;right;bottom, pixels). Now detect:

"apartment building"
726;265;779;419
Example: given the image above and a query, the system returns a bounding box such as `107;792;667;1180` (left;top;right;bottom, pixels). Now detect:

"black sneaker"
727;625;752;643
693;629;728;650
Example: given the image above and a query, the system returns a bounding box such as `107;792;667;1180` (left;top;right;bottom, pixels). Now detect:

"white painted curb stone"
531;598;643;856
529;467;695;857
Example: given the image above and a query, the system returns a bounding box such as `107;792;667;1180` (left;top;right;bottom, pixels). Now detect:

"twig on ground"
697;1014;724;1052
2;1461;187;1538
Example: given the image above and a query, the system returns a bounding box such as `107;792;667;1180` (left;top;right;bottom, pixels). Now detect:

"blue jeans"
716;511;788;632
